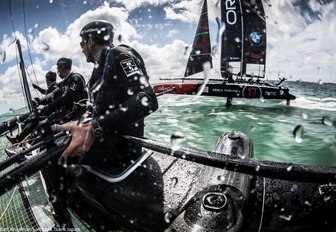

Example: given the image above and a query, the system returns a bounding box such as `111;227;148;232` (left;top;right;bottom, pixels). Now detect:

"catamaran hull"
153;82;296;101
64;131;335;232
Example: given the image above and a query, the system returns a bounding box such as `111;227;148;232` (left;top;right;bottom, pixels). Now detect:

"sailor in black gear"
78;21;158;169
38;57;87;230
55;20;161;230
7;57;88;144
36;57;88;122
58;20;158;167
32;71;58;95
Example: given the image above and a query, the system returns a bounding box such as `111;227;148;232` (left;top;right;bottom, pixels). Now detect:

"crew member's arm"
96;85;158;130
38;87;62;106
42;75;82;114
94;51;158;131
32;84;47;95
57;83;158;164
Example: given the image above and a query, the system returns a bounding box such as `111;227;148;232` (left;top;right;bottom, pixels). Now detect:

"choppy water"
0;80;335;230
0;81;335;167
145;81;336;166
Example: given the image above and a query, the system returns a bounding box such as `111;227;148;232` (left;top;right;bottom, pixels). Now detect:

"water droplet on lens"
304;201;312;206
322;116;333;127
171;177;178;188
259;96;264;102
279;214;292;221
50;194;57;203
0;49;6;64
127;88;134;95
293;125;304;143
290;184;298;192
324;196;331;202
301;112;308;120
170;132;185;150
42;42;49;51
120;106;128;112
141;96;149;106
218;175;225;181
104;35;110;41
164;211;173;223
255;165;260;172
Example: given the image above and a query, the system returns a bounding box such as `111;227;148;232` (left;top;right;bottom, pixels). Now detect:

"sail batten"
184;0;212;78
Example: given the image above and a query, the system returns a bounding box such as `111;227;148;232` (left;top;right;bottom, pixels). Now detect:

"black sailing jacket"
39;72;88;119
82;44;158;169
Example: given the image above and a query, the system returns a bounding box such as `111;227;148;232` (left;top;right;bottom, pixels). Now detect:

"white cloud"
264;1;336;83
0;32;27;64
129;39;188;82
1;1;336;113
115;0;170;11
167;29;179;37
164;1;201;23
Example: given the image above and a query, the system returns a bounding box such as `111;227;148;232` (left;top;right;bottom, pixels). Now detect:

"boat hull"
63;131;336;232
67;131;253;231
153;82;296;100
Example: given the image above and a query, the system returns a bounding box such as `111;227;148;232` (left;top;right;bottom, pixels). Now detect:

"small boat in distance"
153;0;296;106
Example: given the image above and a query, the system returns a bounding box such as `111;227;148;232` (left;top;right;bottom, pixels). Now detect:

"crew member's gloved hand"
23;112;38;126
32;97;40;108
32;83;38;89
39;105;49;116
32;120;53;137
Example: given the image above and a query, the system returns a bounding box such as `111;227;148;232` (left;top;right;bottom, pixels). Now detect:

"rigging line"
22;0;41;98
8;0;17;39
0;186;18;222
257;177;266;232
9;0;38;108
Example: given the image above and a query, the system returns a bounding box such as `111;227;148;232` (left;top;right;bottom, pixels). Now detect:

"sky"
0;0;335;114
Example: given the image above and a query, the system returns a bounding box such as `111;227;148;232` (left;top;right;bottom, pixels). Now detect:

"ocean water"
145;81;336;167
0;81;335;167
0;81;335;230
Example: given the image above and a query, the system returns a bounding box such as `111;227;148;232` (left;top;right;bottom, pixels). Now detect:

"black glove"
32;97;40;108
39;105;50;116
32;83;38;89
32;120;53;138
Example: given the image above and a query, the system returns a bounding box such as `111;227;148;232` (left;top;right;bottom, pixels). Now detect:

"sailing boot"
5;146;27;162
6;134;19;144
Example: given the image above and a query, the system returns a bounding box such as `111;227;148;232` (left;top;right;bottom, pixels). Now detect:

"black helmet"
45;71;56;82
80;20;114;46
57;57;72;70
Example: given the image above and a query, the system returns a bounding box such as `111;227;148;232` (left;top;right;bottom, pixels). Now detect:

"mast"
16;39;33;112
184;0;213;77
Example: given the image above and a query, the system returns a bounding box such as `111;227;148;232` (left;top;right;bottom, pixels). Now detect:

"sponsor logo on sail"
249;32;263;46
225;0;237;25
